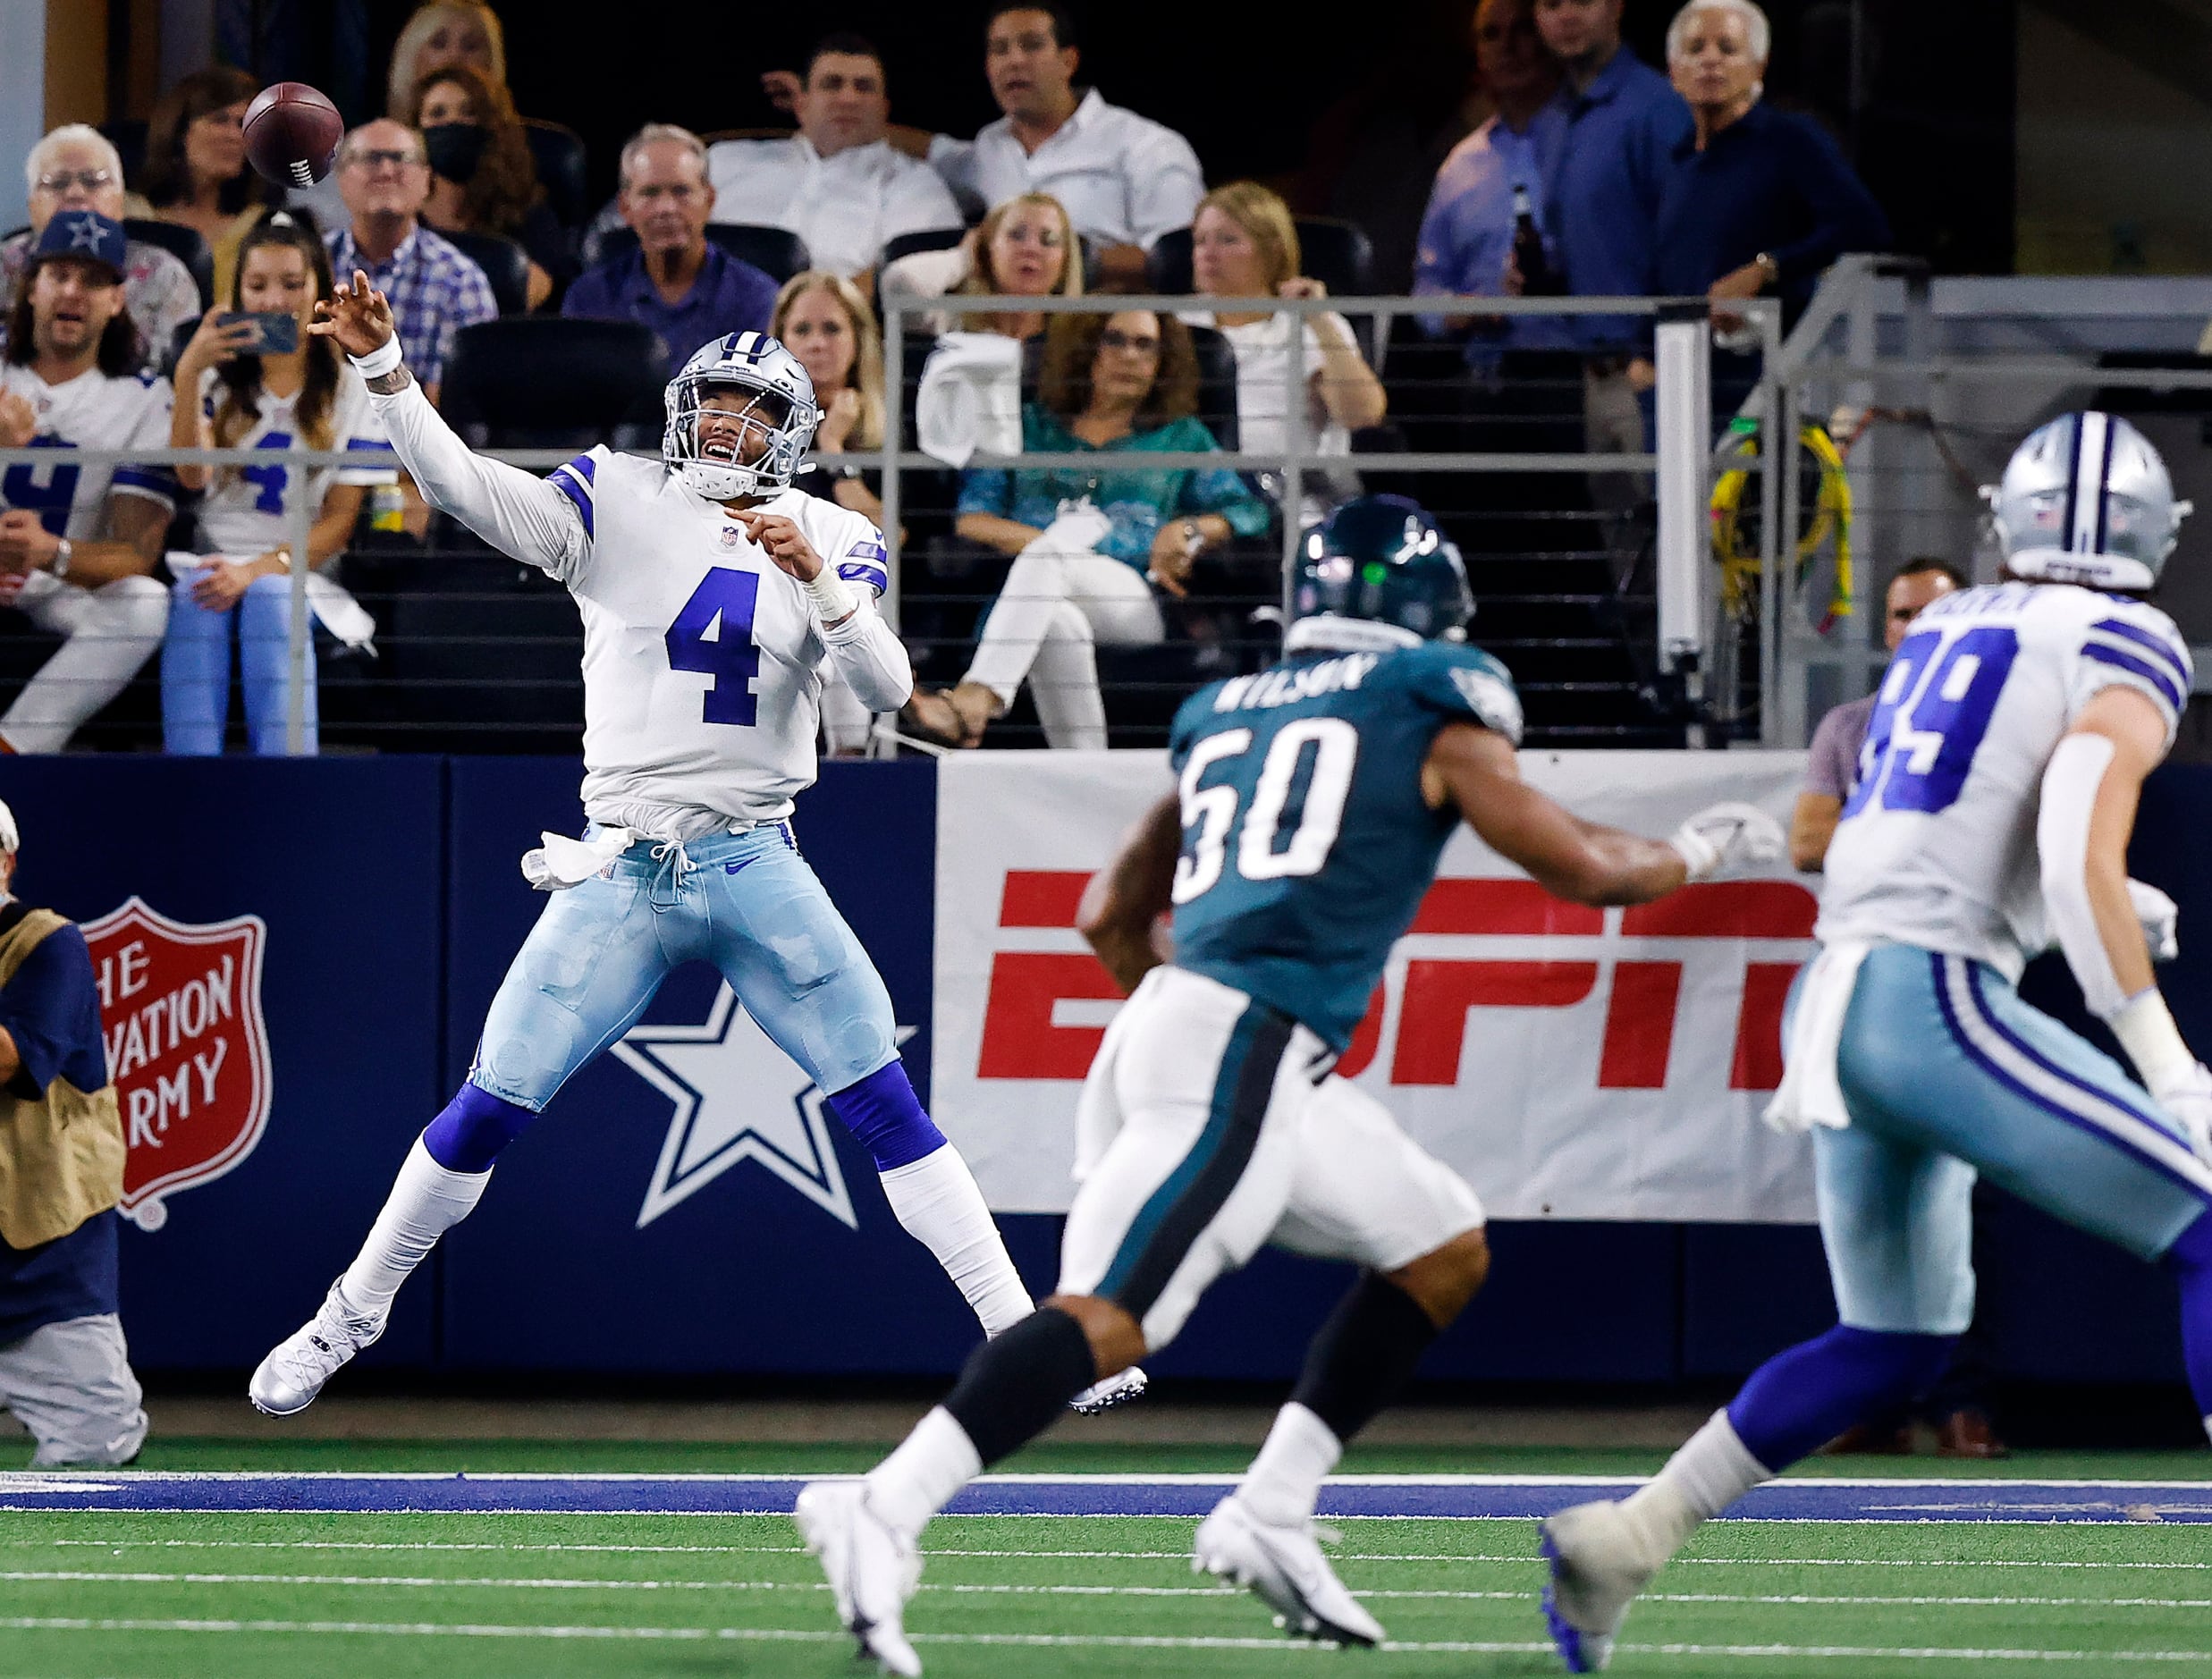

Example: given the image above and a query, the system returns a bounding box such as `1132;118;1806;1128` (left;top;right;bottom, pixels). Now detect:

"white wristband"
2111;988;2199;1096
349;338;403;380
804;566;859;623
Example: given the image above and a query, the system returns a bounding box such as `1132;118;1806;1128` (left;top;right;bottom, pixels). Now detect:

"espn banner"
933;750;1822;1224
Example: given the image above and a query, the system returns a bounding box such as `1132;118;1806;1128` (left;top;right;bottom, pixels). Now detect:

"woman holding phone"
164;215;396;755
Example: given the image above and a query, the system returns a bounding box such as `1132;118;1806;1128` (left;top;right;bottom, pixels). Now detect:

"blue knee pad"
824;1060;945;1172
1727;1324;1957;1472
423;1083;538;1173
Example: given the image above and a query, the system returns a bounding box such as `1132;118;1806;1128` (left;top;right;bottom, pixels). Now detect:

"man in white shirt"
927;4;1204;285
709;35;962;284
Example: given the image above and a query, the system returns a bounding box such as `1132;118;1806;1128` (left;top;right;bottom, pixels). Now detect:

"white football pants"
0;569;169;754
963;539;1163;750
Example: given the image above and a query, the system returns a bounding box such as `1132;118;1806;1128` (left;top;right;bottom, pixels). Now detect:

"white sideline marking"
4;1617;2212;1661
24;1469;2212;1489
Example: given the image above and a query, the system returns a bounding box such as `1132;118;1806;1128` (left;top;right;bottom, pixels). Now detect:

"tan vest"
0;907;125;1249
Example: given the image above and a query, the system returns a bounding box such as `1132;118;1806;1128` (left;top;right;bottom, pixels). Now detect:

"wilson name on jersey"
544;449;891;831
1167;639;1522;1050
1820;581;2191;978
0;363;174;541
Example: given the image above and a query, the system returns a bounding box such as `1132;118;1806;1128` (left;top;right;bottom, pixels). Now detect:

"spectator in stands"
0;128;199;375
927;4;1203;285
1412;0;1572;354
401;63;576;308
880;191;1082;342
773;272;890;529
709;34;963;285
563;125;777;377
384;0;506;117
0;797;147;1468
325;120;498;404
164;215;393;756
1182;181;1386;524
1652;0;1887;330
906;310;1269;749
0;214;173;755
136;66;279;304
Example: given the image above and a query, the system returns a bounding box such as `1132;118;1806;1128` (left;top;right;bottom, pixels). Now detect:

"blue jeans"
469;824;899;1110
161;569;315;755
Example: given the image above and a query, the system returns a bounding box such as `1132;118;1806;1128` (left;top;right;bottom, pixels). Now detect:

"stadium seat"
521;119;591;228
597;223;813;284
122;217;215;310
440;317;665;451
880;227;967;268
436;227;533;316
1185;322;1242;453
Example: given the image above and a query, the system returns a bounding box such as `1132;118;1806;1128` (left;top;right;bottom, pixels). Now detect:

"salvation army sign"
81;898;273;1231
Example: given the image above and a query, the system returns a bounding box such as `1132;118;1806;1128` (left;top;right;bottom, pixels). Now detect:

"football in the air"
242;81;344;189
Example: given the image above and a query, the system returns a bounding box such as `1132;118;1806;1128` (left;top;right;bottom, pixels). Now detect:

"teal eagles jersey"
1166;640;1524;1050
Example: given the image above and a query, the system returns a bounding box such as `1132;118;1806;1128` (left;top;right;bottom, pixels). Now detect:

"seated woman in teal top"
910;309;1270;750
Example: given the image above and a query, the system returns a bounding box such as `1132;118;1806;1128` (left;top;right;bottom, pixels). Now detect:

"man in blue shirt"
1412;0;1572;360
562;124;779;377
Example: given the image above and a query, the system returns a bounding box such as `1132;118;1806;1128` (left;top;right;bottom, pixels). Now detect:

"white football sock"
1237;1402;1343;1527
1621;1409;1771;1565
878;1144;1034;1337
338;1135;491;1318
865;1405;984;1539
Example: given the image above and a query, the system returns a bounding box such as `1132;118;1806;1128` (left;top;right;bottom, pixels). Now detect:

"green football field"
4;1440;2210;1677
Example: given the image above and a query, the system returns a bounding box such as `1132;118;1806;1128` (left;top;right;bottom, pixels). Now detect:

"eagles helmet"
663;331;822;502
1982;410;2191;592
1292;494;1473;640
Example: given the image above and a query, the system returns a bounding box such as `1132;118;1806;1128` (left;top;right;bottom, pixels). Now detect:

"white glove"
1668;801;1786;882
2129;878;2180;963
2153;1061;2212;1167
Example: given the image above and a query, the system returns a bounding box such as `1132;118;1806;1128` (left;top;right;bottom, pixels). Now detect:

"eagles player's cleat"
249;1279;384;1417
1068;1363;1148;1413
1539;1499;1657;1673
795;1480;923;1677
1193;1493;1386;1647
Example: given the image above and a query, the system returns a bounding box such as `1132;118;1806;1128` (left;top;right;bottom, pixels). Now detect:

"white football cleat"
1193;1492;1385;1647
1068;1363;1148;1414
795;1480;923;1677
1540;1498;1658;1673
249;1279;384;1417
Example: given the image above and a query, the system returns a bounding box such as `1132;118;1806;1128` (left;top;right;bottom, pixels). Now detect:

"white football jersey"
1819;581;2192;979
545;449;891;833
192;364;397;559
0;361;174;540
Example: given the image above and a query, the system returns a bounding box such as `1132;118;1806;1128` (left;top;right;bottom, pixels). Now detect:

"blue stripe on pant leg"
1095;1001;1294;1321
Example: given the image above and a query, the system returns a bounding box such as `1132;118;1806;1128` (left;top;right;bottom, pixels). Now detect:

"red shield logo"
80;898;272;1232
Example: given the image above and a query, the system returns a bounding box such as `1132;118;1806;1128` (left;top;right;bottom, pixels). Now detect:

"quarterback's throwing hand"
733;510;823;582
1669;801;1786;882
310;271;396;359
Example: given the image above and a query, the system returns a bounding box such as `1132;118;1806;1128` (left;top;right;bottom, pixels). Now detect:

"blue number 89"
1843;625;2019;817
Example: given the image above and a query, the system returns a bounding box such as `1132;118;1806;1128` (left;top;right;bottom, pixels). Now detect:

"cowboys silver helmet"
663;331;821;502
1983;410;2191;592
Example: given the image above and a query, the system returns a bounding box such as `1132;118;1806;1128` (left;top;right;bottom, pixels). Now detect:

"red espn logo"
976;873;1818;1091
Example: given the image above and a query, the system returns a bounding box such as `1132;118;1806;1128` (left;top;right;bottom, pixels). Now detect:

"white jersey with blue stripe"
0;362;174;540
1819;581;2192;981
192;364;397;558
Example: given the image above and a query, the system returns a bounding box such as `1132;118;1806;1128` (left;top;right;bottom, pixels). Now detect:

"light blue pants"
1812;944;2212;1335
161;570;316;755
469;824;899;1110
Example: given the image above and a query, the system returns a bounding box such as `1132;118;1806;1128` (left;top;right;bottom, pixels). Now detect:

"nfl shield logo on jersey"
80;898;273;1232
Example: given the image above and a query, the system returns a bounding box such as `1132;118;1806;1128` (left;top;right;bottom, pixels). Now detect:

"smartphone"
216;310;300;355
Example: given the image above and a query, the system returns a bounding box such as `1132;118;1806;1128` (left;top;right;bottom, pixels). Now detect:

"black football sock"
941;1305;1100;1466
1290;1270;1440;1444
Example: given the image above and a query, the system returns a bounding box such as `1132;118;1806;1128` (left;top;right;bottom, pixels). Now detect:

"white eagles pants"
962;538;1164;750
1058;966;1486;1352
0;1313;148;1467
0;568;170;754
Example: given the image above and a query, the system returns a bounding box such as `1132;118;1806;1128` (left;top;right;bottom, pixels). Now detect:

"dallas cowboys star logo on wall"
612;983;914;1232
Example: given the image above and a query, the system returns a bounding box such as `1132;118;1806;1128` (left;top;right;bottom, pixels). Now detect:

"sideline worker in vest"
0;797;145;1465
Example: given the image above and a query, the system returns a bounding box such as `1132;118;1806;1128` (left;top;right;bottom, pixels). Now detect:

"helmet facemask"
662;346;821;503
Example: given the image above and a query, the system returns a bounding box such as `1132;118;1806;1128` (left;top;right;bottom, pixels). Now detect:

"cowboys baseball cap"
30;210;128;280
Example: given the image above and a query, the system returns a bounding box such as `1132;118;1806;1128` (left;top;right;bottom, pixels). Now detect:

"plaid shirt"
325;223;497;390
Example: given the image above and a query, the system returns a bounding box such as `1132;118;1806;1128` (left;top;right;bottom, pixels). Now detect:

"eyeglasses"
34;169;116;194
1099;328;1161;354
342;149;426;173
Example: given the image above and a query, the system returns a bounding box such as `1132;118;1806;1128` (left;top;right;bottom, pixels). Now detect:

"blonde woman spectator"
385;0;507;117
1181;181;1386;524
138;67;279;302
401;63;577;306
880;191;1080;343
0;126;199;369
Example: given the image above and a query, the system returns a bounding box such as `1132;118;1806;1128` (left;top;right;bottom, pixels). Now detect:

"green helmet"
1291;494;1473;640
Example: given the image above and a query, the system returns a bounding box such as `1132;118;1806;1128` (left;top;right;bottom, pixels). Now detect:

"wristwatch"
50;537;71;578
